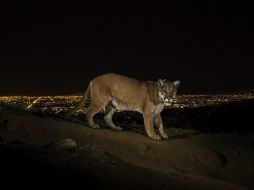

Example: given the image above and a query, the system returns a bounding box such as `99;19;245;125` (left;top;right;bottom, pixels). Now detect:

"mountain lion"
65;73;180;140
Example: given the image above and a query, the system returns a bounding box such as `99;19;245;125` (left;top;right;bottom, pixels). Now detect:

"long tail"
64;84;91;118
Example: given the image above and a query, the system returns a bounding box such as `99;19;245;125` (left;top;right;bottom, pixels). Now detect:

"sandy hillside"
0;112;254;190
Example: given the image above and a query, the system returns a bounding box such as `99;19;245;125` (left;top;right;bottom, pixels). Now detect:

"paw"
150;134;161;141
110;125;122;131
161;133;169;140
114;126;122;131
90;124;101;129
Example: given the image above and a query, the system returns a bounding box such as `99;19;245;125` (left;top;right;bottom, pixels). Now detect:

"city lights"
0;94;253;117
26;96;43;110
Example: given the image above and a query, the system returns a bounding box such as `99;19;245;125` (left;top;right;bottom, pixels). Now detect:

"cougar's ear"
173;80;180;88
158;79;165;87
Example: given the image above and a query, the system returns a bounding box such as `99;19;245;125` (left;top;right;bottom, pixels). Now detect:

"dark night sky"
0;0;254;95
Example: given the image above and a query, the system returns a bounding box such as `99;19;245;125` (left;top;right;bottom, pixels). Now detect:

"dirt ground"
0;112;254;190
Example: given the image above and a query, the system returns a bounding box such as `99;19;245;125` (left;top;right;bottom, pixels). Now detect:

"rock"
52;138;78;150
190;148;228;176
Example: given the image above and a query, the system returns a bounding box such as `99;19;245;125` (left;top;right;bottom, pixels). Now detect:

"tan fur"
66;73;180;140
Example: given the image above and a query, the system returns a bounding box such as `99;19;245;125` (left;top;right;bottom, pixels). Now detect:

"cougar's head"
158;79;180;106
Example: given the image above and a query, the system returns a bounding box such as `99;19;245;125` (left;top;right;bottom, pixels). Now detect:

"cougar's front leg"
154;114;168;140
143;111;161;140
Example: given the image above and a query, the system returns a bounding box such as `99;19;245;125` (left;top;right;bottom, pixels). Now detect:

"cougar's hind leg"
104;105;122;130
86;100;108;129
